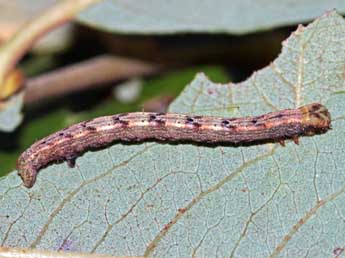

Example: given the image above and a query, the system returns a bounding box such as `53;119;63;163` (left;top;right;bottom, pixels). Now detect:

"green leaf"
1;11;345;257
77;1;345;34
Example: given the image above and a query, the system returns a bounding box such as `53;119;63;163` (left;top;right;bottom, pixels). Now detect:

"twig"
0;0;103;85
24;55;160;104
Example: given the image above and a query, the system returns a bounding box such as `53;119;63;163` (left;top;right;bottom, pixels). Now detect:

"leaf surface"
1;11;345;257
77;0;345;34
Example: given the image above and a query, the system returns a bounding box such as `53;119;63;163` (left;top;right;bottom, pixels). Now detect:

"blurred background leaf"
77;0;345;34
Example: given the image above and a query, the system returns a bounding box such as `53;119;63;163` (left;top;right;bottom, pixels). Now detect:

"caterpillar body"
17;103;331;188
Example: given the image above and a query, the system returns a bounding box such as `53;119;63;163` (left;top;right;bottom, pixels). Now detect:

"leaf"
1;11;345;257
0;93;23;132
77;0;345;34
0;69;24;132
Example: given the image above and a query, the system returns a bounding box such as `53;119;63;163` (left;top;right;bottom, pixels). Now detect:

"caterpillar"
17;103;331;188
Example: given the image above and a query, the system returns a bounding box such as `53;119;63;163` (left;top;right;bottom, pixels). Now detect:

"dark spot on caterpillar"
221;120;229;126
113;116;120;123
193;115;203;119
43;141;55;147
272;113;283;119
148;113;166;126
58;132;64;136
221;120;236;129
86;126;97;131
186;117;194;124
120;120;129;127
148;114;157;122
40;141;46;145
79;119;91;128
251;119;258;124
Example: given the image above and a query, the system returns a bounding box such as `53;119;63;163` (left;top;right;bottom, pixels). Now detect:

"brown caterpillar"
17;103;331;188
